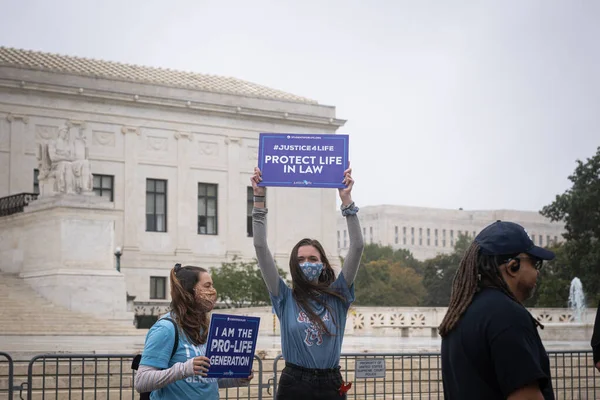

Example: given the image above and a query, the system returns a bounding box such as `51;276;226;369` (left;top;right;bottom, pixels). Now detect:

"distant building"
337;205;565;261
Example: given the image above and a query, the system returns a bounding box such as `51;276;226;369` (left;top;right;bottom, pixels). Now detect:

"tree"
354;259;426;306
531;244;571;307
352;243;425;306
540;146;600;306
210;257;288;308
421;233;472;306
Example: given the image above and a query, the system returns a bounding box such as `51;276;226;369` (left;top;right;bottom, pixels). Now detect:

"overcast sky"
1;0;598;212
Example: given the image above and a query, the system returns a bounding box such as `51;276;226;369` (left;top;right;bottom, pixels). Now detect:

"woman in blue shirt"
251;166;364;399
135;264;253;399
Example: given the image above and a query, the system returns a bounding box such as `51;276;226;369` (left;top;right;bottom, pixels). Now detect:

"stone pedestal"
8;195;132;323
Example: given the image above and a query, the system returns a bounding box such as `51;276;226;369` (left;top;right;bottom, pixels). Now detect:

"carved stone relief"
92;130;116;147
146;136;168;152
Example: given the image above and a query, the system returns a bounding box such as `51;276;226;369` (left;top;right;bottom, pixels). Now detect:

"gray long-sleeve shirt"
252;207;364;296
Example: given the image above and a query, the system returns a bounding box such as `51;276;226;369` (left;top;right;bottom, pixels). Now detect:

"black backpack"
131;317;180;400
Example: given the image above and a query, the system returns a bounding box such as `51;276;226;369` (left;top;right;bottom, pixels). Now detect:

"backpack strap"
131;317;180;370
161;317;180;359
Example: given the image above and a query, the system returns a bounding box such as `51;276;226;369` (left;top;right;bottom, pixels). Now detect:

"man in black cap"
592;304;600;372
439;220;555;400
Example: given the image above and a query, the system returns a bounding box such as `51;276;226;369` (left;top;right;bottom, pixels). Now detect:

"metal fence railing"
21;353;267;399
271;351;599;399
0;352;14;400
0;350;597;399
26;354;137;400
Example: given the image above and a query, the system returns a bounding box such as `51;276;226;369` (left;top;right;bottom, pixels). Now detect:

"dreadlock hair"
169;264;210;346
289;238;347;336
438;242;543;337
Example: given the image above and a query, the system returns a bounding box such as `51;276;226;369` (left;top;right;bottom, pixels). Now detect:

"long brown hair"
169;264;210;345
289;238;347;335
438;243;542;337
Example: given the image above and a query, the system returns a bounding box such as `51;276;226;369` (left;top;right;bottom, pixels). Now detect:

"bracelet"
253;196;265;202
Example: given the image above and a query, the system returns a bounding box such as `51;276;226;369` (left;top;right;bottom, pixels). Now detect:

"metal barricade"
550;350;599;399
26;354;136;400
272;351;600;399
220;356;268;399
272;353;443;399
1;350;595;399
24;353;268;399
0;352;14;400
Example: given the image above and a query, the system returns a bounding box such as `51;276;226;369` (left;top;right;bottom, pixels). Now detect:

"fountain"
568;277;586;323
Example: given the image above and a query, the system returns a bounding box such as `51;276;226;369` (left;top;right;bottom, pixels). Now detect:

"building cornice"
0;76;347;130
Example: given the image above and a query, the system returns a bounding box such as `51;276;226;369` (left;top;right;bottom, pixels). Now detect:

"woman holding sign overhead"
251;166;364;399
134;264;253;399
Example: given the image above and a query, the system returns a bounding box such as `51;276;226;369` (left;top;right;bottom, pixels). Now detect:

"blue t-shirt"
140;313;219;400
270;272;355;369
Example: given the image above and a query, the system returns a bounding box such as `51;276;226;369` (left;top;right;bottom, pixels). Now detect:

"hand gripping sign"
257;133;349;188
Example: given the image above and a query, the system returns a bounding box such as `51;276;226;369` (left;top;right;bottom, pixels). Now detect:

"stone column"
174;131;193;256
121;126;140;252
225;137;243;258
7;114;29;194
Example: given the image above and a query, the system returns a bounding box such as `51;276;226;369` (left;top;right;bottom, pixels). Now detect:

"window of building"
532;235;536;245
539;235;543;246
146;179;167;232
337;231;340;248
198;183;218;235
343;230;347;248
93;174;114;202
33;169;39;194
554;235;558;244
369;227;373;244
150;276;166;299
395;226;399;244
546;235;550;246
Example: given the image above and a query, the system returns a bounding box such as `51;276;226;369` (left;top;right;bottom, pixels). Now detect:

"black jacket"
592;303;600;364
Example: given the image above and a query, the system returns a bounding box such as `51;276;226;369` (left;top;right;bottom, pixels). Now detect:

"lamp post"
114;246;122;273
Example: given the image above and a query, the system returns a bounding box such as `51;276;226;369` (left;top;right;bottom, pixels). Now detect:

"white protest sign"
355;358;386;379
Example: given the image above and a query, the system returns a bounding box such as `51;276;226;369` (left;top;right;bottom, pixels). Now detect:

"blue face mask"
299;262;324;281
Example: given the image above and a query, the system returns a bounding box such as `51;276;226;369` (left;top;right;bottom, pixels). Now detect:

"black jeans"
275;362;347;400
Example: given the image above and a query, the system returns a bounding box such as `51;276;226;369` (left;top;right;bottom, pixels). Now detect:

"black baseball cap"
475;220;555;261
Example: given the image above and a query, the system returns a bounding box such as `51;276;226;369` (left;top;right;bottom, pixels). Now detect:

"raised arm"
251;167;281;296
338;166;364;285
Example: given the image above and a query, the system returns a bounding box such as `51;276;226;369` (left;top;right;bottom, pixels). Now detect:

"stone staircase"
0;273;141;336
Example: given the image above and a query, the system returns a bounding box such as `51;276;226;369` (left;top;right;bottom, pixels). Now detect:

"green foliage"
538;146;600;307
210;257;288;308
421;233;472;306
353;244;425;306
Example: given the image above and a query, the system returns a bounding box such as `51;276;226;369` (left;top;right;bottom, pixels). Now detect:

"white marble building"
337;205;565;260
0;47;345;322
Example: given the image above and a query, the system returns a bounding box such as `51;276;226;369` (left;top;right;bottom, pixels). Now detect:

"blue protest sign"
257;133;349;188
204;314;261;378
